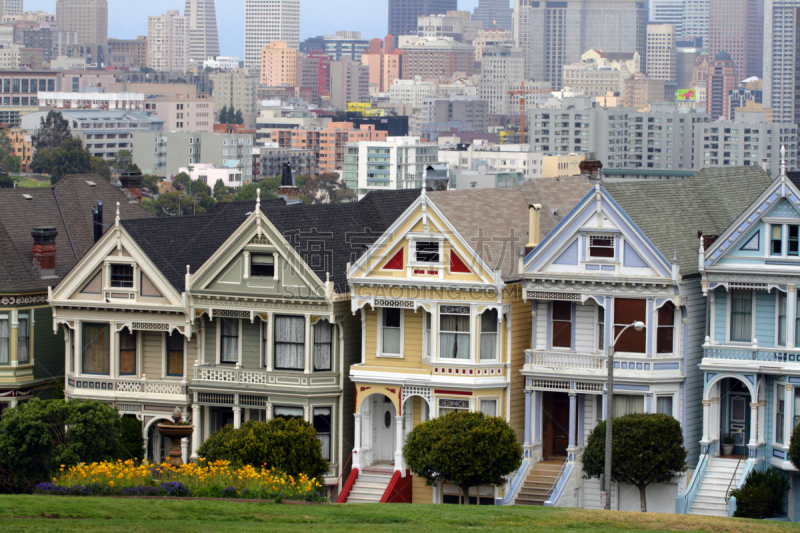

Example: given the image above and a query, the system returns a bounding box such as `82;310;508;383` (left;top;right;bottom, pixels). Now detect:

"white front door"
373;396;396;463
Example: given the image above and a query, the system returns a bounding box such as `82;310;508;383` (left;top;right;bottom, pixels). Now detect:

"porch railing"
525;350;603;371
194;367;270;385
68;375;186;397
704;346;800;363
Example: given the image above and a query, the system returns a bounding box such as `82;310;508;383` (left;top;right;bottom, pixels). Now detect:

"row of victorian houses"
3;161;800;517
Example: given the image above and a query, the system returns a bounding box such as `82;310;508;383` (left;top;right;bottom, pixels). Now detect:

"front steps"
688;457;745;517
514;457;566;506
346;466;394;503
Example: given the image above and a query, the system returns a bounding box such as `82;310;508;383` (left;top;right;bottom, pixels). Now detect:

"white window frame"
595;303;605;353
726;289;756;345
479;397;500;418
438;305;471;360
216;317;241;365
479;309;500;362
655;394;675;417
0;314;9;365
422;310;432;360
377;307;404;358
655;302;677;356
774;382;786;446
777;291;788;347
437;397;469;417
550;300;573;350
16;313;29;364
588;234;615;260
312;403;335;461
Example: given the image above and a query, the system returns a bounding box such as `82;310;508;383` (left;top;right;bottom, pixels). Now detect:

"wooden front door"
542;391;570;458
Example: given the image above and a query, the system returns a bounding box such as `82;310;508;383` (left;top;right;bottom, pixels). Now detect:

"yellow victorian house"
338;179;591;505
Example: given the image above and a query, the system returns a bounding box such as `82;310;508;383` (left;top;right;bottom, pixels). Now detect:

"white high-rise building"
763;0;800;124
651;0;683;38
184;0;220;64
244;0;300;71
682;0;708;45
646;24;677;82
0;0;23;17
147;10;190;72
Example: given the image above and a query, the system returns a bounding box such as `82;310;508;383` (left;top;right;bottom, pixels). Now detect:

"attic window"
110;264;134;288
589;236;614;258
251;255;275;277
21;194;32;200
416;242;440;263
85;180;96;187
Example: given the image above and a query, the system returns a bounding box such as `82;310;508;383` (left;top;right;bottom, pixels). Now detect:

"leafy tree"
118;416;144;462
301;172;356;204
112;149;133;173
90;157;111;181
730;468;791;519
0;398;122;492
172;172;192;192
1;154;20;174
219;105;229;124
30;147;55;175
48;137;91;184
0;173;14;188
197;418;329;480
582;413;687;512
142;174;159;194
126;162;141;174
234;109;244;125
0;131;12;161
789;421;800;471
231;177;281;201
32;110;71;151
403;411;522;504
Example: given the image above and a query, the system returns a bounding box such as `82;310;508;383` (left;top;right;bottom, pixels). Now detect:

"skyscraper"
388;0;458;39
646;24;677;82
148;10;189;72
473;0;513;31
0;0;23;17
708;0;762;81
244;0;300;70
651;0;683;38
184;0;220;64
763;0;800;123
706;50;737;120
682;0;708;46
56;0;108;46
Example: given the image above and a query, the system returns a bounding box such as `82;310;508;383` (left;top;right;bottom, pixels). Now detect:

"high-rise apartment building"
472;0;513;31
388;0;457;40
763;0;800;123
646;24;677;82
652;0;683;38
244;0;300;70
708;0;762;81
524;0;647;88
477;46;524;114
682;0;708;46
329;57;369;109
184;0;220;64
55;0;107;46
706;50;737;120
108;37;148;69
259;41;297;86
361;36;403;94
400;37;474;79
0;0;23;17
147;11;189;72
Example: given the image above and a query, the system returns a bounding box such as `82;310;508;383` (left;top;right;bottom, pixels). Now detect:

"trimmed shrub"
118;416;144;462
731;468;790;519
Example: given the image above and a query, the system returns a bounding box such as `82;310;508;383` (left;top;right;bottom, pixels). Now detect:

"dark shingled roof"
122;190;421;293
603;166;772;277
0;175;152;293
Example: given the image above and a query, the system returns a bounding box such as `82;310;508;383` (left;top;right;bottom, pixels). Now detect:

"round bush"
197;418;329;480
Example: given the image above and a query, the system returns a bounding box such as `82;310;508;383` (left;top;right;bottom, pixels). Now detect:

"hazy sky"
25;0;482;58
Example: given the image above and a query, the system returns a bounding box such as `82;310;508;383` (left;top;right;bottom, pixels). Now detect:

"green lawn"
13;176;50;187
0;495;798;533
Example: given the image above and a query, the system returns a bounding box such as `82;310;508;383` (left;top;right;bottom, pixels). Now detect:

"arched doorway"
704;374;756;456
372;395;396;464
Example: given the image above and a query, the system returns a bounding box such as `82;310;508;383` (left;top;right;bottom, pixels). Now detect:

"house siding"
142;331;163;377
509;286;531;442
755;290;776;348
683;279;705;466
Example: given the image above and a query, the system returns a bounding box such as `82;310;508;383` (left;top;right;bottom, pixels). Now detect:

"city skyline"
25;0;484;58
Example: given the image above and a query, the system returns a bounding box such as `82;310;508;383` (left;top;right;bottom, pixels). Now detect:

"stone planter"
157;407;194;466
722;443;735;456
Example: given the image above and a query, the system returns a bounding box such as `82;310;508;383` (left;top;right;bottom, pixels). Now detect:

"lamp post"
604;319;645;511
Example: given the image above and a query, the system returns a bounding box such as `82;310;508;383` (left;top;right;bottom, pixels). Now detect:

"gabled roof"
603;166;772;277
428;176;593;281
122;190;420;294
0;175;152;293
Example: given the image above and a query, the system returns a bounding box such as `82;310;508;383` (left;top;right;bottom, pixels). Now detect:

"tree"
790;422;800;471
0;398;122;492
142;174;159;194
197;418;329;480
0;131;13;162
403;411;522;504
48;137;91;184
118;416;144;462
112;149;132;173
730;468;791;519
231;177;282;201
0;173;14;188
32;110;71;151
234;109;244;125
1;154;20;174
30;147;55;175
582;413;687;512
219;105;229;124
172;172;192;192
90;156;111;181
301;172;356;204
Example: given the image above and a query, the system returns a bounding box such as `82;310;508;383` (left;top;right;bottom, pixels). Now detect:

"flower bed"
35;460;325;502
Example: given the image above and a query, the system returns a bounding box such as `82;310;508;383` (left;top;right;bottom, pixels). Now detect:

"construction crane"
506;83;553;144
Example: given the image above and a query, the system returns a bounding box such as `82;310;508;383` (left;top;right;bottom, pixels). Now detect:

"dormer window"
416;241;440;263
589;236;614;258
251;254;275;277
110;265;133;288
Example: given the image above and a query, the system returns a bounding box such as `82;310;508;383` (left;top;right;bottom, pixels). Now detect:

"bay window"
778;292;787;346
656;302;675;354
119;329;136;375
274;315;304;370
313;320;333;371
423;312;432;358
219;318;239;364
82;323;110;375
657;396;673;417
313;407;332;460
440;306;469;359
613;395;644;417
480;309;498;360
166;332;183;376
381;308;402;356
730;290;752;342
17;314;28;363
438;398;469;416
273;405;304;420
0;316;8;364
777;385;786;444
597;305;605;351
480;399;497;417
614;299;646;353
551;301;572;348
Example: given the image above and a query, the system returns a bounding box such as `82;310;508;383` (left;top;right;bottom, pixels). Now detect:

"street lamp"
604;319;645;511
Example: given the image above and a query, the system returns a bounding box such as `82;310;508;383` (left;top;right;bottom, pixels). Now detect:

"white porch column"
75;320;82;376
394;415;405;473
784;384;794;448
304;314;312;374
524;390;533;446
352;413;362;469
711;397;720;443
181;438;189;464
789;286;797;349
190;403;201;460
143;435;149;461
701;399;710;443
203;405;210;440
265;312;274;371
244;408;250;422
109;323;118;378
233;407;242;429
750;401;760;450
568;392;577;452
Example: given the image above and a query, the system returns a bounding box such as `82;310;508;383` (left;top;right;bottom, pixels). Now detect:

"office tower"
56;0;107;46
525;0;647;88
652;0;683;38
388;0;457;40
260;41;297;86
708;0;762;81
244;0;300;70
478;46;524;114
682;0;708;46
147;10;189;72
706;51;737;120
184;0;220;64
0;0;23;17
646;24;677;82
361;36;403;94
400;38;475;79
763;0;800;123
473;0;513;31
329;58;369;109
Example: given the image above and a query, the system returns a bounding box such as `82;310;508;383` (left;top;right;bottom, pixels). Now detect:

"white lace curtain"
220;318;238;363
440;314;470;359
0;318;8;364
314;320;332;371
17;316;28;363
613;395;644;418
275;316;305;370
480;310;498;360
730;291;752;342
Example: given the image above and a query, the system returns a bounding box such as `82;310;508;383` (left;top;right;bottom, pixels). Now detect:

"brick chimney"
579;158;603;183
119;170;143;204
277;162;301;204
31;226;58;279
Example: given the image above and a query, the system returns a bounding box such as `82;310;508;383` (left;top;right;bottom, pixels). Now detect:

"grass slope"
0;496;798;533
